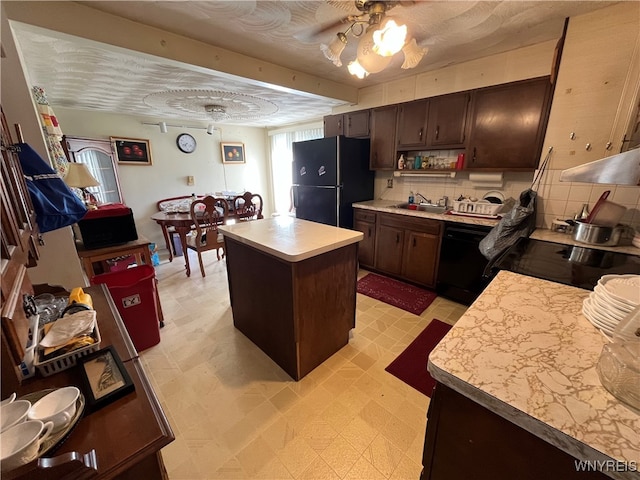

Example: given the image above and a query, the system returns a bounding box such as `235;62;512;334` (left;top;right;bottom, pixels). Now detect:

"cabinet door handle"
435;125;439;140
413;238;416;247
396;234;400;244
368;227;371;237
472;147;477;163
419;128;423;140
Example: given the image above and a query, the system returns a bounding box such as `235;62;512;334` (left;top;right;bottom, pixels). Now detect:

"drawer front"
354;210;376;223
378;213;441;235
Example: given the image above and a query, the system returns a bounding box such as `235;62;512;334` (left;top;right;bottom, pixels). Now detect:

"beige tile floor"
141;249;467;480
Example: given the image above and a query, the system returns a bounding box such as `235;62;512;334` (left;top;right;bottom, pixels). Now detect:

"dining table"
150;205;242;276
150;211;197;275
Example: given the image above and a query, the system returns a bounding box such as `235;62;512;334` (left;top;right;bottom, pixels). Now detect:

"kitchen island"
219;217;363;380
423;270;639;480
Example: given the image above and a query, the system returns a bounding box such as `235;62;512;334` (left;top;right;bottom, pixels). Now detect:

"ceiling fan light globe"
347;60;369;79
356;28;392;74
401;38;428;69
372;20;407;56
321;34;347;67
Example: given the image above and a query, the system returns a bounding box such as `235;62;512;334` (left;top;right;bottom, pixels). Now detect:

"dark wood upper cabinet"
396;99;429;149
345;110;370;138
466;77;552;170
324;114;343;137
324;110;370;138
370;105;398;170
426;92;470;147
397;93;470;150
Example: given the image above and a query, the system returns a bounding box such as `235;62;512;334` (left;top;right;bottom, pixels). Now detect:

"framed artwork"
111;137;153;165
221;142;246;164
79;346;135;408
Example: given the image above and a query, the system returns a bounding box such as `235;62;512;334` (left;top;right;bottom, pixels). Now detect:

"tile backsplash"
374;168;640;230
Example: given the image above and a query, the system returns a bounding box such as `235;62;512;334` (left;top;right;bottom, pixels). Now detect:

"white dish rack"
34;323;101;377
452;200;502;216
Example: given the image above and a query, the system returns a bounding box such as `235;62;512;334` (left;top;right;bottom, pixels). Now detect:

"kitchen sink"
393;202;448;214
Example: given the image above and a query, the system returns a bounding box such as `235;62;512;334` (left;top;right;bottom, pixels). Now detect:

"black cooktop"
492;237;640;290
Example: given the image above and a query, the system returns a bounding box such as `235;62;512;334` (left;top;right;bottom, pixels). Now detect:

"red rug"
357;273;437;315
385;319;452;397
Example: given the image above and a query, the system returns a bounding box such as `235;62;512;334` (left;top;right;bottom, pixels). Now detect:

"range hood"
559;147;640;185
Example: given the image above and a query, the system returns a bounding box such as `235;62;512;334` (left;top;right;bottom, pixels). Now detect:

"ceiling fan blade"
294;16;351;43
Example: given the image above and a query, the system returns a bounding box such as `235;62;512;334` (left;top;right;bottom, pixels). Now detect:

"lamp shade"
64;162;100;188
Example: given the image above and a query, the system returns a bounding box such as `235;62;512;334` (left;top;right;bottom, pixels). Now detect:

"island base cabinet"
224;237;358;381
421;384;610;480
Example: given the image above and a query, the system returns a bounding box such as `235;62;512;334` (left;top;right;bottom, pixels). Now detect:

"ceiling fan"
318;1;427;78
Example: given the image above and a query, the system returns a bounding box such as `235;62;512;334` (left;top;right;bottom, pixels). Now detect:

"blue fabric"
17;143;87;233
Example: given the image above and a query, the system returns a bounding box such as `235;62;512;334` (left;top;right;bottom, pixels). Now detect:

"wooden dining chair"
233;192;264;221
186;196;229;277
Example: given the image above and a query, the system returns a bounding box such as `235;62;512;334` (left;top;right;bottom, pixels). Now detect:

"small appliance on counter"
76;203;138;249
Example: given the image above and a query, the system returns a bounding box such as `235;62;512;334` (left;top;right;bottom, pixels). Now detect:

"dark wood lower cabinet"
421;384;609;480
373;213;441;288
353;210;376;268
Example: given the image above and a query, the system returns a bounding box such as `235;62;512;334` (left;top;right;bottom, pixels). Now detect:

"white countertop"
353;199;500;227
219;217;363;262
428;270;640;480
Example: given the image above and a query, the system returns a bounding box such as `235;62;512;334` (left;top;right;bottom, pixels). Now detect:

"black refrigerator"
292;136;374;229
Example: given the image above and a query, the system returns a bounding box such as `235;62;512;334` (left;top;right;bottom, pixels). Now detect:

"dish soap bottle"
408;191;414;204
398;154;405;170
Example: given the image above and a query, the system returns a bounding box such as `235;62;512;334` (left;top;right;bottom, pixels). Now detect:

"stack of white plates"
582;274;640;338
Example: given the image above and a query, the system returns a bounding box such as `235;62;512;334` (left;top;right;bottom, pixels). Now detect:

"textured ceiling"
9;1;616;127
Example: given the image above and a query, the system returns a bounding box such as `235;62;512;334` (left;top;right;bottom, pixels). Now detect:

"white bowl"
27;387;79;432
0;400;31;433
0;420;54;471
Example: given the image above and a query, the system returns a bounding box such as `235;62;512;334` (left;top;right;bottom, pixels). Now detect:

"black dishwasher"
436;222;493;305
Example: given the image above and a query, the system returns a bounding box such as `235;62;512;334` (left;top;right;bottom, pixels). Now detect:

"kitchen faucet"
415;192;431;205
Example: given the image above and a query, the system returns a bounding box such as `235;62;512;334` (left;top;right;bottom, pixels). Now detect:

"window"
269;126;323;214
62;136;122;204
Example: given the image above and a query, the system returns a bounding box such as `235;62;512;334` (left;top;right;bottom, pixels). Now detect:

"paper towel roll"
469;172;504;187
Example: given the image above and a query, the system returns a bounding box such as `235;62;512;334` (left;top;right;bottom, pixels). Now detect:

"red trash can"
91;265;161;352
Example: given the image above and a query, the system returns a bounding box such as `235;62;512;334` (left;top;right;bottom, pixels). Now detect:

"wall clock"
176;133;197;153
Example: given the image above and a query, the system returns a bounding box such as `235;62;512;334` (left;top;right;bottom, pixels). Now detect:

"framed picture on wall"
111;137;153;165
221;142;246;164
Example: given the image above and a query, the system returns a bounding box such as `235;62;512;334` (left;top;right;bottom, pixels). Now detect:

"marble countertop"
428;270;640;480
353;199;501;227
219;217;363;262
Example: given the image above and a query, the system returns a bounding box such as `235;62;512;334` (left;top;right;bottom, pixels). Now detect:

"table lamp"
64;162;100;207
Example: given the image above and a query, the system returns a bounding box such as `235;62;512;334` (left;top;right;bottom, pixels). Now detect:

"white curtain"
270;127;323;214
